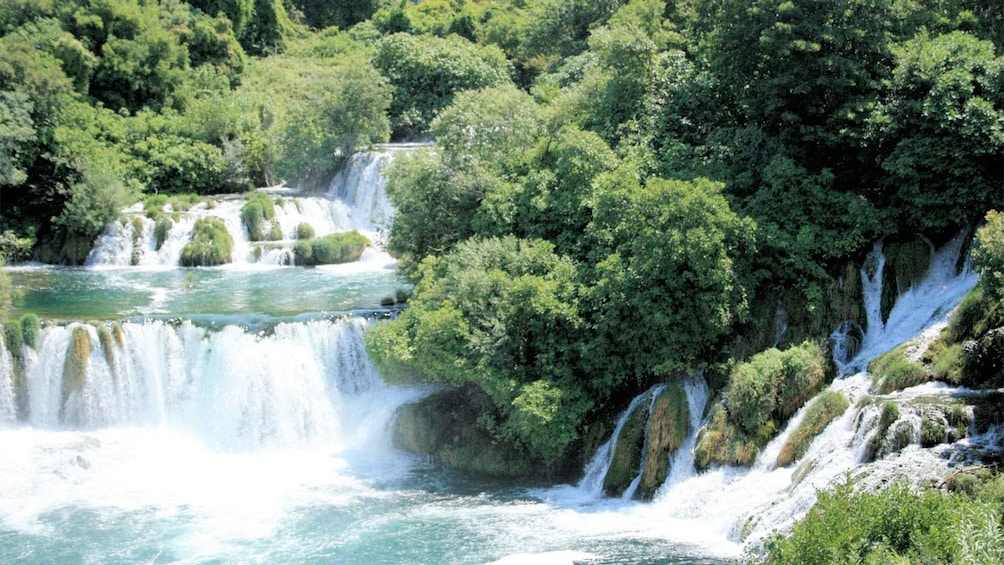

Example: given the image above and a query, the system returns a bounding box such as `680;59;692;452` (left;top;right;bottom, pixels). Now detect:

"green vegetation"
761;477;1004;565
180;216;233;266
61;325;91;422
19;313;40;349
292;231;370;265
776;390;849;468
870;344;930;394
695;342;827;469
295;222;315;240
241;192;277;241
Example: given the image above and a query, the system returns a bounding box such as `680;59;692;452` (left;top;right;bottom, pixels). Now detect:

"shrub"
293;231;370;266
694;405;759;470
180;217;233;267
295;222;315;240
775;341;827;419
776;390;849;467
19;313;40;349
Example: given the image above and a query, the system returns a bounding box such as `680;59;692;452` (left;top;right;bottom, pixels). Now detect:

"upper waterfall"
85;147;405;268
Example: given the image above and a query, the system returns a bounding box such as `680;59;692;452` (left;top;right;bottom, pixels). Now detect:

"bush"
295;222;315;240
762;480;1004;565
293;231;370;265
180;217;234;267
776;390;849;467
154;218;173;251
694;405;759;470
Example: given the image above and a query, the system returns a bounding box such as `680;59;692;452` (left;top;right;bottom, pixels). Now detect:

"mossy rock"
392;388;535;478
154;218;173;251
3;323;30;420
881;238;933;322
242;192;277;242
694;405;759;470
636;384;690;499
602;397;649;497
869;344;930;393
293;231;370;266
776;390;849;467
296;222;315;240
180;217;233;267
61;326;91;425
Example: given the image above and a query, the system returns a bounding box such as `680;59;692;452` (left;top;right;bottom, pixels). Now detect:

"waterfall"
3;317;417;452
838;231;976;374
658;378;708;490
0;339;14;423
620;385;665;500
85;147;402;267
578;390;653;496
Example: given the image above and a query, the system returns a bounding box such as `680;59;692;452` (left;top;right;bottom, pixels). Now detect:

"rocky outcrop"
392;387;535;478
603;384;691;500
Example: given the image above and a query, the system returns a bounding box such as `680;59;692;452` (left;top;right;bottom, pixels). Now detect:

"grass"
776;390;849;467
869;344;929;393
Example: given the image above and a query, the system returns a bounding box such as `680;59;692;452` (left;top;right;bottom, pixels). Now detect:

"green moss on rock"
637;384;690;499
293;231;370;266
61;326;91;424
180;217;233;267
776;390;849;467
603;397;649;497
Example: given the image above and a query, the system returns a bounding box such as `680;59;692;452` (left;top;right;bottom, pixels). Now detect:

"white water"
563;230;984;553
86;149;398;267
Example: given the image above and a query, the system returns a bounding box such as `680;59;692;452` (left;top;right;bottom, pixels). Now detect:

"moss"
776;390;849;467
293;231;370;266
694;405;759;470
19;313;40;349
863;401;900;462
96;323;115;366
637;384;690;499
241;192;277;242
869;344;930;393
267;222;283;241
180;217;233;267
295;222;315;240
61;326;91;423
154;218;172;251
603;398;649;497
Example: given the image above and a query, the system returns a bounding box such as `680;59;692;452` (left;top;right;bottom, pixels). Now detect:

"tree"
366;236;588;463
875;31;1004;233
372;32;510;138
584;174;754;384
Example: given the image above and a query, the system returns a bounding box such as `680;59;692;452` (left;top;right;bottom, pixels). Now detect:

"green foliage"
776;390;849;467
693;404;760;469
372;32;510;137
869;344;930;393
973;210;1004;301
585;175;754;383
292;230;369;265
722;342;828;437
19;312;39;349
241;191;276;241
0;257;13;322
180;216;233;266
366;236;586;463
294;222;314;240
762;480;1004;565
61;325;90;422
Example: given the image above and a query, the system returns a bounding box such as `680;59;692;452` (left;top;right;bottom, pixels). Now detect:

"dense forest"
1;0;1004;559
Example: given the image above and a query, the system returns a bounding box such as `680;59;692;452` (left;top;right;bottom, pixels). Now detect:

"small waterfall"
838;231;977;373
85;147;402;267
620;386;665;500
0;339;14;423
578;390;653;496
659;378;708;489
3;317;413;451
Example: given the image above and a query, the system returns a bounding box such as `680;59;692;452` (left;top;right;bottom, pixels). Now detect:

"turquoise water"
9;265;405;321
1;264;738;564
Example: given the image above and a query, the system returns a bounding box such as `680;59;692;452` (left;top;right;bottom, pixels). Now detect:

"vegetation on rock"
292;231;370;266
180;216;233;267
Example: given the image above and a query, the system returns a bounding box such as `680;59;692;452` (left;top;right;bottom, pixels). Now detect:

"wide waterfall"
85;149;399;267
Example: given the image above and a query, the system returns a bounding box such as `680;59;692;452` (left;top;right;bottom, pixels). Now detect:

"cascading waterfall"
566;230;987;554
85;148;400;267
4;317;417;452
